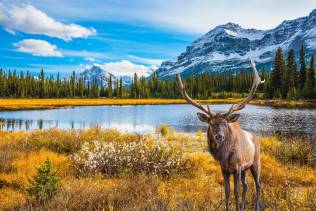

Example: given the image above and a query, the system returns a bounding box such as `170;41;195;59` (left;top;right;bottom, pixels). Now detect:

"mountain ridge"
157;9;316;78
80;64;155;86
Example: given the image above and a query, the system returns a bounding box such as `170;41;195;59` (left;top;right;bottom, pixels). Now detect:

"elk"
176;57;264;211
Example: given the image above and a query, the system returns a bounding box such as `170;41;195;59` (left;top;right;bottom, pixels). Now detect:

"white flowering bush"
71;140;191;178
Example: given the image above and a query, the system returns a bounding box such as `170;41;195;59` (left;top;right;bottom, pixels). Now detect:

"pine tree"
287;49;297;89
70;71;76;97
299;44;307;90
78;77;84;98
56;73;61;98
114;79;119;97
26;158;60;204
100;80;105;97
119;77;123;98
39;69;45;98
133;73;138;98
107;75;112;98
305;54;315;98
270;47;286;98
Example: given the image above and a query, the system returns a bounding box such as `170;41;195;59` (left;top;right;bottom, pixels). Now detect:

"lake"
0;104;315;137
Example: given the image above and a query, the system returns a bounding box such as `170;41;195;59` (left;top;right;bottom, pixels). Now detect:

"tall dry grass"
0;127;315;210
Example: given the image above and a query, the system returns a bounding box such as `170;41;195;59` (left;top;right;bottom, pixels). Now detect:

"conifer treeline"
0;45;315;99
0;68;255;99
263;45;315;99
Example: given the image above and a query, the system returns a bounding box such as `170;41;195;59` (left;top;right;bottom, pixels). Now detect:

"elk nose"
215;134;224;142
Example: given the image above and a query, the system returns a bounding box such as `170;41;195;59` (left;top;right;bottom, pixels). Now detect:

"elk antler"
222;56;265;117
176;74;216;117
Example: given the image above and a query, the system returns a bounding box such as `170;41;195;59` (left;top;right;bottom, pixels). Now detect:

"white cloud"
22;0;316;33
0;4;96;41
14;39;62;57
90;60;154;77
127;55;164;66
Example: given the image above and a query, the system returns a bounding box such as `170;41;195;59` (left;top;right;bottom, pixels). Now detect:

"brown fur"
199;114;261;211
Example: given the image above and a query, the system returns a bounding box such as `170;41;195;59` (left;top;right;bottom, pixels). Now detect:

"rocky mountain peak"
309;9;316;17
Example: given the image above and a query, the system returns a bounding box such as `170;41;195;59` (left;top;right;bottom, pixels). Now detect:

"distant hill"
80;63;156;86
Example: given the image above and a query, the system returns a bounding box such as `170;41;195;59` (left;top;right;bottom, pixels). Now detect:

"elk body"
176;58;264;211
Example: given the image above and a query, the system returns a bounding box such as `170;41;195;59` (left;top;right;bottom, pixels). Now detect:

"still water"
0;104;315;137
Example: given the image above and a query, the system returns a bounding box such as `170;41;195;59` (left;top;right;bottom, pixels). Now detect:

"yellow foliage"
261;154;287;185
187;152;220;179
0;149;69;188
0;188;27;210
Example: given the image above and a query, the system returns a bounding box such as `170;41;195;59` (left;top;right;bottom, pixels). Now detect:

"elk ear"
197;112;210;123
227;114;240;123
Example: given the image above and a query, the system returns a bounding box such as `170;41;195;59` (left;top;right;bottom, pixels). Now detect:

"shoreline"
0;98;315;111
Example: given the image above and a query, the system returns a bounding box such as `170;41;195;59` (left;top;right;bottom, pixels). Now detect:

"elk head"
176;57;264;146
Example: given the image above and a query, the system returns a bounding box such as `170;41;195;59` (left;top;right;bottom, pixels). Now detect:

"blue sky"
0;0;315;76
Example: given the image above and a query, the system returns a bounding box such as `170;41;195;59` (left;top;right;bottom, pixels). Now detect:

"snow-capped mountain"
80;61;156;86
158;9;316;78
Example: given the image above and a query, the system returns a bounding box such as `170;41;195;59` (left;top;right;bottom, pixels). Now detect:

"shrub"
169;127;175;138
71;140;192;178
26;158;61;204
157;124;169;137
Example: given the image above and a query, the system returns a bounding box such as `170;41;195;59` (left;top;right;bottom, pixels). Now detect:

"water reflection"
0;104;315;138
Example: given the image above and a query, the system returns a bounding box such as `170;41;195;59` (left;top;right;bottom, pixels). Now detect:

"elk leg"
222;170;231;211
233;169;241;211
250;165;260;211
240;170;248;211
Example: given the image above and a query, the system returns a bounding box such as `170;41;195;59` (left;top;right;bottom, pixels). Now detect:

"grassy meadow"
0;127;315;210
0;98;315;111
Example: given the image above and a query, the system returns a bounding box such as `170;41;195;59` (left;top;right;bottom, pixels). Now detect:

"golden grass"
0;98;314;110
0;128;315;210
0;98;224;110
0;188;27;210
0;149;69;188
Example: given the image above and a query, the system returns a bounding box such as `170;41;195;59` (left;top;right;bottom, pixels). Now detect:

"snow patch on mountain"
224;29;237;36
80;60;156;86
224;28;265;40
